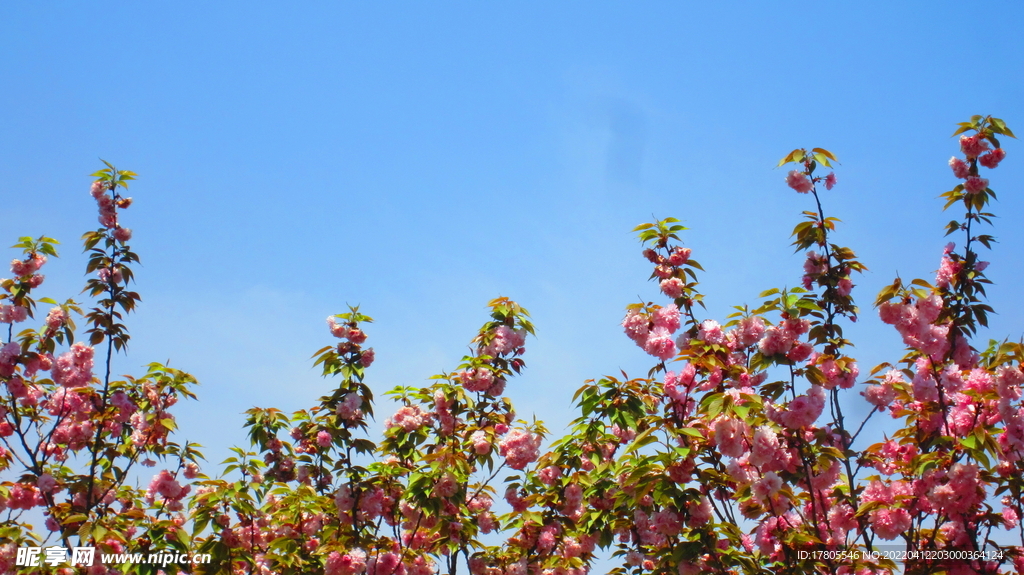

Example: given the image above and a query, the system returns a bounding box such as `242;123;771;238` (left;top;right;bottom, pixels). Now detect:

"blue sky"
2;2;1023;474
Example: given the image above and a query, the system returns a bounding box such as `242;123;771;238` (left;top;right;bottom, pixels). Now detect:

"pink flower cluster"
622;304;681;361
498;428;541;470
327;317;367;343
458;367;500;394
959;134;990;159
335;485;389;524
927;463;983;515
816;356;859;390
481;325;526;357
45;306;66;330
878;293;949;357
644;246;689;299
146;469;190;510
766;385;825;429
90;180;129;229
824;172;837;190
0;304;28;324
951;134;1005;193
324;550;367;575
0;343;19;378
51;342;95;388
979;146;1006;168
1;254;48;323
862;369;902;410
366;551;404;575
471;430;490;454
386;405;428;432
757;316;811;360
10;253;46;278
786;170;813;194
663;364;698;416
336;392;363;421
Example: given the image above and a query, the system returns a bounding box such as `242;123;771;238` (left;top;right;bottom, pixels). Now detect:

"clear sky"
2;2;1022;477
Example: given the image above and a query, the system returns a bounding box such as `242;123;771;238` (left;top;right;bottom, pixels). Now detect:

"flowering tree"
0;163;203;574
486;115;1017;575
1;116;1021;575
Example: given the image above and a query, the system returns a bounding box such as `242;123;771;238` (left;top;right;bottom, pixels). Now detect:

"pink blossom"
611;423;636;443
537;523;559;552
660;277;683;299
877;301;904;325
713;417;748;458
996;366;1024;400
471;430;491;455
1003;506;1020;528
482;325;527;356
768;385;825;429
751;471;782;504
783;318;810;337
316;430;332;447
737;316;765;348
979;147;1006;169
824;172;837;190
498;428;542;470
963;175;989;194
504;486;528;512
336;392;363;420
0;305;28;324
366;552;403;575
458;367;494;393
478;512;496;533
960;134;989;158
36;474;56;493
9;254;45;277
650;509;681;536
644;326;678;361
432;472;459;498
786;170;813;194
45;307;66;330
97;266;123;285
346;327;367;344
360;348;375;367
563;482;583;511
7;483;42;510
931;463;983;514
698;319;726;345
90;180;108;198
386;405;427;432
113;227;132;242
863;371;899;410
538;465;562;485
668;247;691;266
652;304;681;332
748;425;779;467
467;495;492;513
51;342;95;388
327;317;346;338
868;507;911;540
622;309;649;345
949;156;971;179
786;341;813;363
146;470;189;503
936;255;960;288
